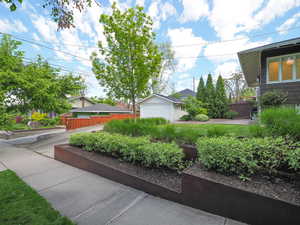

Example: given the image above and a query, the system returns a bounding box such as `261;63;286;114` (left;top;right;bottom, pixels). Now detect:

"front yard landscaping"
55;107;300;225
0;170;75;225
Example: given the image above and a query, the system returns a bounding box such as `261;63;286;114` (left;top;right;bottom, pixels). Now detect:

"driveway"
0;128;246;225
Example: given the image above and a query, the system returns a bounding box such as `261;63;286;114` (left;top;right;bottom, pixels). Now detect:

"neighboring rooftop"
71;103;132;113
139;93;183;104
238;37;300;87
68;96;94;104
175;88;196;97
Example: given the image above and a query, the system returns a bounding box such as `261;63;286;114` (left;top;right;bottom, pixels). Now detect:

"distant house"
171;88;196;101
71;103;132;118
238;38;300;106
139;93;187;122
68;96;95;109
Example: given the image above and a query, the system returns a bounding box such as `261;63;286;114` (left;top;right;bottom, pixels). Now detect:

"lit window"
282;57;293;81
268;60;279;82
297;56;300;79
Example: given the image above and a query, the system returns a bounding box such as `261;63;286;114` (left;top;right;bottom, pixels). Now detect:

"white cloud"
214;61;239;78
179;0;209;23
204;35;271;63
254;0;300;27
136;0;145;7
31;14;58;42
148;0;177;29
209;0;300;40
0;19;28;33
168;28;207;71
277;12;300;34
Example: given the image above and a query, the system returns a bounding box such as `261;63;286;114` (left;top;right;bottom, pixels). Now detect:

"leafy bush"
224;110;239;119
261;107;300;140
248;124;268;138
194;114;209;122
286;147;300;171
260;90;287;107
206;126;226;137
40;117;60;127
70;132;186;170
183;96;208;118
31;112;47;121
197;137;258;176
179;115;191;121
197;136;300;177
103;118;167;136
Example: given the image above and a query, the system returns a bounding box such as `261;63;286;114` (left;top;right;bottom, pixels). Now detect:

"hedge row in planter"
197;136;300;178
69;132;186;170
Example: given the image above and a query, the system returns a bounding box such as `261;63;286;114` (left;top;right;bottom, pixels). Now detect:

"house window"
268;60;279;82
267;53;300;83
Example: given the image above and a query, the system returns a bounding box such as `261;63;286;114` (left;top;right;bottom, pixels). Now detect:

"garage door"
140;103;172;121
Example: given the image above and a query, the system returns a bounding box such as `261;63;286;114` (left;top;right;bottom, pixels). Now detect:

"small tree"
183;96;207;119
215;75;228;118
91;4;162;115
196;77;206;102
205;74;217;118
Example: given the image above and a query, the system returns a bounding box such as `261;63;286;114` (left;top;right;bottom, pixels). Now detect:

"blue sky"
1;0;300;97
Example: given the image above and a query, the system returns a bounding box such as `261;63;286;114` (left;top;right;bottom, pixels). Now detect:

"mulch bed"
185;164;300;207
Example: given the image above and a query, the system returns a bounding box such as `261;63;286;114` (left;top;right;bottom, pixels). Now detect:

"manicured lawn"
0;170;75;225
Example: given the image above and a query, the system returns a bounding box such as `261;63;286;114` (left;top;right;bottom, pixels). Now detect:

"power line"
0;32;91;62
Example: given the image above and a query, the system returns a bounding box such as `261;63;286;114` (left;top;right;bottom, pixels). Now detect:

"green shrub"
206;126;226;137
286;147;300;171
197;137;258;176
224;110;239;119
248;124;268;138
194;114;209;122
179;115;191;121
183;96;208;118
197;136;297;177
260;90;287;107
40;117;60;127
70;132;186;170
260;107;300;140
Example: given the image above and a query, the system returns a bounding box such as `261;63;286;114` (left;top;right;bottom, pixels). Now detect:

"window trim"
266;52;300;84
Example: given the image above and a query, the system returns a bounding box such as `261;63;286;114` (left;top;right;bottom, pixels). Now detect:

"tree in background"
215;75;228;118
224;72;254;103
90;97;117;106
196;77;206;102
0;35;85;115
91;4;162;115
183;96;207;120
150;43;177;94
0;0;93;29
205;74;217;118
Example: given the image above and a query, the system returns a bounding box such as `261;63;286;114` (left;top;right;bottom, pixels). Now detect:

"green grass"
0;170;75;225
171;124;250;137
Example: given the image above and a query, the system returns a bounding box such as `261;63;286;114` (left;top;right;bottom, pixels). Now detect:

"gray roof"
71;103;132;113
139;93;183;104
238;37;300;87
174;88;196;97
68;96;94;104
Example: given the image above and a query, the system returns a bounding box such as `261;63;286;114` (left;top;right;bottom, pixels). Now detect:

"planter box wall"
54;144;300;225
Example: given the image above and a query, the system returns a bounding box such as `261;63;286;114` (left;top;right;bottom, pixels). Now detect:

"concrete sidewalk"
0;142;246;225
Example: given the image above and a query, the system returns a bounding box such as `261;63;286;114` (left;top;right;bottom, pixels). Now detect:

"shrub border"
55;144;300;225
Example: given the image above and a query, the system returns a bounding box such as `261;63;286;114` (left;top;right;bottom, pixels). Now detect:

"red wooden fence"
61;114;136;130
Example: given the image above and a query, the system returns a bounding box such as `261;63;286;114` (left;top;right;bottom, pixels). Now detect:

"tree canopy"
215;75;228;118
91;3;162;114
0;34;85;114
196;77;205;102
0;0;93;29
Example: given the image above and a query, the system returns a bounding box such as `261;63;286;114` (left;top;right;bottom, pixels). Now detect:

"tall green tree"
215;75;228;118
91;4;162;114
0;35;85;114
196;77;206;102
205;74;217;118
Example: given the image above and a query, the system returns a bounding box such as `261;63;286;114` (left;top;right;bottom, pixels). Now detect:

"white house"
139;94;187;122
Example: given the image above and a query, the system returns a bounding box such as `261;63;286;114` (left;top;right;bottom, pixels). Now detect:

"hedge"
69;132;186;170
196;136;300;178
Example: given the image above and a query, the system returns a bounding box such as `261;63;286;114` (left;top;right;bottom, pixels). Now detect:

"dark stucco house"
238;38;300;106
